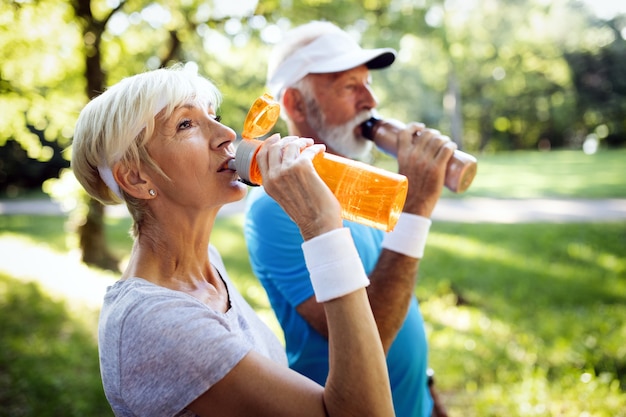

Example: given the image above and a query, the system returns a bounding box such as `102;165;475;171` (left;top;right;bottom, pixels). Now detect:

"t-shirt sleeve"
119;294;250;416
244;190;315;308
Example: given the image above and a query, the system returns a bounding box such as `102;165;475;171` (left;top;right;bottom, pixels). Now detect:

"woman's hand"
256;135;342;240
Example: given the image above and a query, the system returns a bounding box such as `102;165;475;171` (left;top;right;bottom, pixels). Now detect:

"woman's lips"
218;157;236;172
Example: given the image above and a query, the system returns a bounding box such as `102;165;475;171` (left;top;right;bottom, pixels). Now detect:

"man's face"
303;65;377;159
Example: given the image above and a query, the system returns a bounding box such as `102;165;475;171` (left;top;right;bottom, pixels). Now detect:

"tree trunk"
479;105;493;152
78;197;119;272
445;70;464;149
73;0;120;272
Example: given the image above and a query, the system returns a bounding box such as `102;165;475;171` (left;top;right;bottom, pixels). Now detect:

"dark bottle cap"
360;117;382;141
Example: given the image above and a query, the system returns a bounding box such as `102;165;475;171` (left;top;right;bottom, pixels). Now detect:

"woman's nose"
211;122;237;149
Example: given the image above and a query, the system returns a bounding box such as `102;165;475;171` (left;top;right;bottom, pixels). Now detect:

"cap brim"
365;50;396;69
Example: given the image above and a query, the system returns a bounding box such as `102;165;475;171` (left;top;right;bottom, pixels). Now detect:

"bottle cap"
234;139;264;185
242;93;280;139
360;116;382;141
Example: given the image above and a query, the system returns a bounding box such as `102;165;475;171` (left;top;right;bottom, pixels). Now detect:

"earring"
148;189;156;197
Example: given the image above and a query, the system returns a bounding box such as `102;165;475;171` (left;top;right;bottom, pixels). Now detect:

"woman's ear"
283;87;307;123
113;162;156;199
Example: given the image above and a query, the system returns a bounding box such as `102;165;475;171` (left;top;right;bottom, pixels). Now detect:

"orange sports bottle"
230;94;408;232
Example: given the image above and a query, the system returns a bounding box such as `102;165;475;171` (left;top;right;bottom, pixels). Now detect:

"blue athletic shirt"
244;186;433;417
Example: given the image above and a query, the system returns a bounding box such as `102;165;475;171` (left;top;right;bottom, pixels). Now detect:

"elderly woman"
71;65;394;417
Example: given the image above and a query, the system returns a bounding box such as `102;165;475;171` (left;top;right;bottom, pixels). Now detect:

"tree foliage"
1;0;625;267
2;0;625;162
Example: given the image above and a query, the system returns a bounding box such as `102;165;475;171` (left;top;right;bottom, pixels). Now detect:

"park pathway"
1;197;626;222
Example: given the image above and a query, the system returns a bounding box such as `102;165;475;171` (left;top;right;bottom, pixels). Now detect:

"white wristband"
302;228;370;303
382;213;432;259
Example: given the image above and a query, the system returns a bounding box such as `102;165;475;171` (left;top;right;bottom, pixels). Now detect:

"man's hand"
396;124;456;218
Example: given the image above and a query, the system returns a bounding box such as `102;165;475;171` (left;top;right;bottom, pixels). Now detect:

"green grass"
373;148;626;199
0;272;111;416
1;149;625;416
420;222;626;416
460;149;626;199
2;216;624;416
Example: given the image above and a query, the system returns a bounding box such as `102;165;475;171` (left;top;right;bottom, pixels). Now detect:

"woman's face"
145;101;246;210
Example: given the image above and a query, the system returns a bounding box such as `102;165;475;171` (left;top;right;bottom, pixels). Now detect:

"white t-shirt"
98;245;287;417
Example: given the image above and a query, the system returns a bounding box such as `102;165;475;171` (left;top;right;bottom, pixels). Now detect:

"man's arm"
297;249;418;351
297;125;456;351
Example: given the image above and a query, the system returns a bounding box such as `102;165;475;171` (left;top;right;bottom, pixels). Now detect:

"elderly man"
244;21;453;417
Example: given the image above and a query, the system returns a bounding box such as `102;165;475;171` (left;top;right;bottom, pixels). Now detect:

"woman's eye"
215;115;222;123
177;119;193;130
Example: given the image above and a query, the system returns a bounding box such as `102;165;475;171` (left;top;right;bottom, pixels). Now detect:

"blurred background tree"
1;0;625;270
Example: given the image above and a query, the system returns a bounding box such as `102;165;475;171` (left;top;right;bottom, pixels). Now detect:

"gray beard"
304;97;374;161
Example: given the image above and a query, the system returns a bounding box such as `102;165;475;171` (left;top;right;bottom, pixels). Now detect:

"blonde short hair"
72;65;221;206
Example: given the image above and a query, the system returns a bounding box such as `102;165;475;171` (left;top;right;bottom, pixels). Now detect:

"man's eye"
214;115;222;123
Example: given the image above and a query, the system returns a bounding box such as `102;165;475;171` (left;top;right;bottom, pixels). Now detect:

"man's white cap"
267;22;396;98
